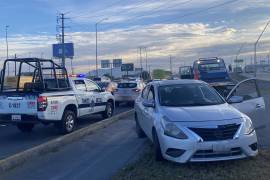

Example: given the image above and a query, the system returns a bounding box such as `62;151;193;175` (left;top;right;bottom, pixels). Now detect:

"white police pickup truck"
0;58;115;134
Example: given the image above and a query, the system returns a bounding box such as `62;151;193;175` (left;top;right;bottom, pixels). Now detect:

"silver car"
114;81;145;106
135;79;265;163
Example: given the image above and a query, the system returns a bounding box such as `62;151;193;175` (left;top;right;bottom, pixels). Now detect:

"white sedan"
135;79;265;163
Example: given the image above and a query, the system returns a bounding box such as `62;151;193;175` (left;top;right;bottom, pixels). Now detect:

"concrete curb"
0;109;134;173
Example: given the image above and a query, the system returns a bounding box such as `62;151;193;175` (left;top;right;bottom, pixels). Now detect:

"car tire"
102;102;114;119
17;123;35;132
153;130;164;161
56;110;76;134
135;115;146;138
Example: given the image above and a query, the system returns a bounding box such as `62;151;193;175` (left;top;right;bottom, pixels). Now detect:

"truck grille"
189;124;240;141
192;147;242;159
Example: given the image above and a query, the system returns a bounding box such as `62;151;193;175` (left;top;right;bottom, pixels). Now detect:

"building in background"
101;60;110;68
113;59;122;68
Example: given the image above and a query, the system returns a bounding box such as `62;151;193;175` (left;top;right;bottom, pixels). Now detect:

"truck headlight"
161;116;188;139
244;116;254;135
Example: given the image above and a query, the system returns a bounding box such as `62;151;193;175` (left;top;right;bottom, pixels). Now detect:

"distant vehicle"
114;81;145;106
234;67;243;73
0;58;115;134
179;66;194;79
135;79;265;163
96;81;117;95
179;57;235;98
245;65;255;73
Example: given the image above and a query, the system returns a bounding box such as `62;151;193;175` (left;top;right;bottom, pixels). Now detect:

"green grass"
113;144;270;180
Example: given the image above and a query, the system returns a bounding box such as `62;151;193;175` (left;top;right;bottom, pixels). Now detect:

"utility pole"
254;20;270;77
170;55;173;75
139;47;143;74
144;47;148;72
60;13;66;68
5;25;9;76
95;18;108;78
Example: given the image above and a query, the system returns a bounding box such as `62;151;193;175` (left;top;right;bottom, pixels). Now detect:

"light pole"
95;18;108;77
5;25;9;75
254;20;270;77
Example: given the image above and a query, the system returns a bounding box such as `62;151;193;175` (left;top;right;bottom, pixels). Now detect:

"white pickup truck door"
73;79;92;116
85;80;106;113
226;78;265;119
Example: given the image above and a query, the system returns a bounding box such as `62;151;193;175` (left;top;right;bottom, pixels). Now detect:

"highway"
0;75;270;180
0;105;132;160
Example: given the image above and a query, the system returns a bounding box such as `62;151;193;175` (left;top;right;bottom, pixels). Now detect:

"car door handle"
256;104;262;108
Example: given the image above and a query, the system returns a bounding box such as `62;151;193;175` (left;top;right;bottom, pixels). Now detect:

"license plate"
12;115;21;122
9;102;21;109
212;143;230;153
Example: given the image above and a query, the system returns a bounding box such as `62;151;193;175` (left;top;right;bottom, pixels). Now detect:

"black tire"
102;102;114;119
115;102;120;107
56;110;76;134
135;115;146;138
152;130;164;161
17;123;35;132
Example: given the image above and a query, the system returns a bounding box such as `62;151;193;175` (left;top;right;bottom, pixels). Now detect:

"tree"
152;69;170;79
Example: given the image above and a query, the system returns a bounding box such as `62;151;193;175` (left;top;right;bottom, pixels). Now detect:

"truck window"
74;80;87;91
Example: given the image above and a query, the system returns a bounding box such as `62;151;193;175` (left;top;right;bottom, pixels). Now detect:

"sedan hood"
160;103;242;122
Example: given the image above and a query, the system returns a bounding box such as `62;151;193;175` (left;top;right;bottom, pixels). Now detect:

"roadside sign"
121;63;134;72
53;43;74;58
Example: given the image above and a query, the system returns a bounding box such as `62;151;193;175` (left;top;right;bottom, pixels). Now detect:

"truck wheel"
102;102;113;119
56;110;76;134
17;123;35;132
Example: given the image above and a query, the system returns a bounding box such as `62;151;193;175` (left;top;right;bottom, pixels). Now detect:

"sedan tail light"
37;96;48;111
132;88;141;92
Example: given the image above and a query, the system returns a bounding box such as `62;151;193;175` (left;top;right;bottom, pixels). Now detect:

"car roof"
149;79;205;86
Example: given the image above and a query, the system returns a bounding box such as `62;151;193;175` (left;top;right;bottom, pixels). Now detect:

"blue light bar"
77;74;85;78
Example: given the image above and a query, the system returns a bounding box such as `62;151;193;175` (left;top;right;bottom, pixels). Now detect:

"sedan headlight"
161;116;188;139
244;116;255;135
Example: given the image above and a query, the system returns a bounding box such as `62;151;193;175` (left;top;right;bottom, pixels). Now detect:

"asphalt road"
0;116;147;180
0;105;132;160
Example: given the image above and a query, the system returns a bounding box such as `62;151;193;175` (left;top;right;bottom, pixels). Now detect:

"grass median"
113;144;270;180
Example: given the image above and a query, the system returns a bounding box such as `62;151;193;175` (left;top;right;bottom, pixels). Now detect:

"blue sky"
0;0;270;73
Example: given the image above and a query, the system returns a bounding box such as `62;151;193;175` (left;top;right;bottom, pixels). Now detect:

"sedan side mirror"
227;95;244;104
142;100;155;108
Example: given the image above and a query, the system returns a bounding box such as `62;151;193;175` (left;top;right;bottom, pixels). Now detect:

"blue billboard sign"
53;43;74;58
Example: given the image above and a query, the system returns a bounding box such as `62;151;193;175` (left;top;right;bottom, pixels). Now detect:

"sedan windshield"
159;83;225;107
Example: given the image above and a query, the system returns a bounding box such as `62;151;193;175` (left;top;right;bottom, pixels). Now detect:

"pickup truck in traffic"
179;57;235;97
0;58;115;134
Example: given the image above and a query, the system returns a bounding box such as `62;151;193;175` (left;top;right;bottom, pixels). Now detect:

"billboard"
121;63;134;72
113;59;122;68
53;43;74;58
101;60;110;68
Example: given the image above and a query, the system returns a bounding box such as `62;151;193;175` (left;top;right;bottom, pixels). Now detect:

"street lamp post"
95;18;108;78
254;20;270;77
5;25;9;75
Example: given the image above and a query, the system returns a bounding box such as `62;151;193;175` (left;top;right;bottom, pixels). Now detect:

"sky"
0;0;270;73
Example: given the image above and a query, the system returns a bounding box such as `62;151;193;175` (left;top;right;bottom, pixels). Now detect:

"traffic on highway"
1;1;270;179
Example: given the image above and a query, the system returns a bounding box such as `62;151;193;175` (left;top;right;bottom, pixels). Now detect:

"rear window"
199;63;225;71
117;83;137;88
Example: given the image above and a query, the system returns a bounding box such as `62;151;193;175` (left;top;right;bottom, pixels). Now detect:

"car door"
85;80;105;113
226;78;265;119
143;86;156;137
73;79;91;116
136;85;150;134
